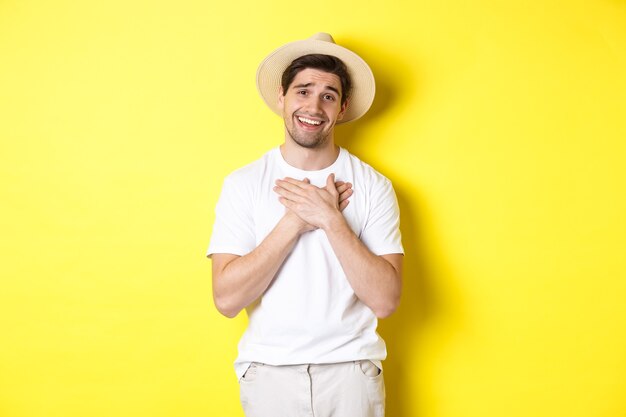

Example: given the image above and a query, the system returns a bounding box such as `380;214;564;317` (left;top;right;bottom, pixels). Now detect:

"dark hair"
281;54;352;106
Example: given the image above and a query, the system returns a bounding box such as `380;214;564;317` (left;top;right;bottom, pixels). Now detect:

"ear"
277;86;285;110
337;98;349;121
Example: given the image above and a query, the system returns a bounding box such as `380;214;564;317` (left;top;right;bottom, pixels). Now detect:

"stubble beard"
285;115;332;149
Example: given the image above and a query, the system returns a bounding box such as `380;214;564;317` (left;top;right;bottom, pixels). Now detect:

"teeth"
298;116;322;126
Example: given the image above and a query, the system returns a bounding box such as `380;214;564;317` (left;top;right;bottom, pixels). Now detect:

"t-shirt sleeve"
360;179;404;256
206;175;256;258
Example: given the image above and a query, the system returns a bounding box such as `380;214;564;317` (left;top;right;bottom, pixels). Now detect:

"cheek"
325;103;343;117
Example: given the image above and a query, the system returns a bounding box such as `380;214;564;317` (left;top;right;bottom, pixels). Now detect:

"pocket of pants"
359;360;382;379
240;362;261;383
358;361;385;416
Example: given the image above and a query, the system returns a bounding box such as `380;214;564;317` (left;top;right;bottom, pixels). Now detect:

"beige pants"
239;360;385;417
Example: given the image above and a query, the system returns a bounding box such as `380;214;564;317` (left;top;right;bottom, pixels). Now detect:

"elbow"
217;307;240;319
372;296;400;319
213;294;242;319
373;303;398;319
372;294;400;319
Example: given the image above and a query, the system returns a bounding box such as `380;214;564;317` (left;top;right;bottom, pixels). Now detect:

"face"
278;68;348;149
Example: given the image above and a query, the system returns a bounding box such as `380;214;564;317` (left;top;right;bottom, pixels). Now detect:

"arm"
212;212;309;318
324;220;402;318
211;180;353;318
274;174;403;318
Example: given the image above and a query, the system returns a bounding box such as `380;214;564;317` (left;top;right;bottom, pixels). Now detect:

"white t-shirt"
207;147;404;380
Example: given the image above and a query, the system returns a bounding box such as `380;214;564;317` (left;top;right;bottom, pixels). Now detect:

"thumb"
327;173;336;192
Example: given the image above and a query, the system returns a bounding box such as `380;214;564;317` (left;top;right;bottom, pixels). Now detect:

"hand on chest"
254;174;365;244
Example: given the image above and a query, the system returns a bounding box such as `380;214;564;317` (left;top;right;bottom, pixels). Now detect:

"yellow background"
1;0;625;416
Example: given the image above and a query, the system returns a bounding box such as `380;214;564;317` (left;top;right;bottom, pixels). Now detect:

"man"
207;33;404;417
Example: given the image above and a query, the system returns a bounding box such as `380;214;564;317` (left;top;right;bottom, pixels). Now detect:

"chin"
287;130;329;149
294;138;325;149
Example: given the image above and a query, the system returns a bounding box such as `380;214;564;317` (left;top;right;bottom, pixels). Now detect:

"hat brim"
256;38;375;124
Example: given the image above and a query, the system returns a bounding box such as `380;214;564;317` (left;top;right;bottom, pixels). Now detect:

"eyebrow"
292;82;341;96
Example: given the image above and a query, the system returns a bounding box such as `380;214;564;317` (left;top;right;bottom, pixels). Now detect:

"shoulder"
223;148;276;186
343;149;393;189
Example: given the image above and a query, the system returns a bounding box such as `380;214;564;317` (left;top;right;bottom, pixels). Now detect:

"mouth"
295;115;325;129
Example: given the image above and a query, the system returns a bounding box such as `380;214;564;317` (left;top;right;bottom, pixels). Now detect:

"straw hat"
256;33;375;124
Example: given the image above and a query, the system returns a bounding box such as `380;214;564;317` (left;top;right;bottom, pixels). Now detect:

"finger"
278;196;298;210
280;177;314;189
334;180;352;188
336;181;352;194
326;173;337;195
339;199;350;212
338;188;353;203
273;185;307;203
275;179;309;196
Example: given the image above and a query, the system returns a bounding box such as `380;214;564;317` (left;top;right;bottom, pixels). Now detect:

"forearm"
212;215;302;318
323;214;402;318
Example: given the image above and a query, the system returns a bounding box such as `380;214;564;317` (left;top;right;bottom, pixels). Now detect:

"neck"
280;137;340;171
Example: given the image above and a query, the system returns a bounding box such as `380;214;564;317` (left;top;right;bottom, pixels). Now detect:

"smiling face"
278;68;348;149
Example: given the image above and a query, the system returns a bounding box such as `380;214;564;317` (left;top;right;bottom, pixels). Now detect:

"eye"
297;90;308;96
323;94;336;101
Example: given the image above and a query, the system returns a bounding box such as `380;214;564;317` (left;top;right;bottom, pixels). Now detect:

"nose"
304;96;323;115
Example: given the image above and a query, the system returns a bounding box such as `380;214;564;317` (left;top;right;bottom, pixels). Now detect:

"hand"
279;177;352;235
274;174;348;231
334;179;353;211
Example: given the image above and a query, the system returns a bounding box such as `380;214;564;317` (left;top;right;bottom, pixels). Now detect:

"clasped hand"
274;173;352;233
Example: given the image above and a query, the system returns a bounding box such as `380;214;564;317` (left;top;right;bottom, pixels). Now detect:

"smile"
297;116;323;126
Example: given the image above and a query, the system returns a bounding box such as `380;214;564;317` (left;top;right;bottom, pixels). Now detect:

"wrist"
281;210;314;236
321;210;347;233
